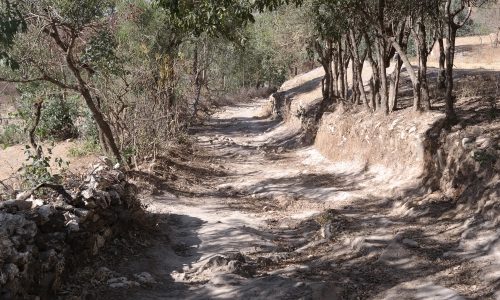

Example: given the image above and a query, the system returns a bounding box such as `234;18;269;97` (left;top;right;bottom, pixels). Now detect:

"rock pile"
0;160;141;299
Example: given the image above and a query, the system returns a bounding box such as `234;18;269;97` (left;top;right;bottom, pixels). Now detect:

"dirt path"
84;96;500;300
75;36;500;297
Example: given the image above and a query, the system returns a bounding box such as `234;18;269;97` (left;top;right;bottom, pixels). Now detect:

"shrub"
68;139;101;158
38;97;79;140
15;88;80;142
0;124;24;148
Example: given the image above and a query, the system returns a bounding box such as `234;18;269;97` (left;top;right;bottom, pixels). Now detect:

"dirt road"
89;96;499;300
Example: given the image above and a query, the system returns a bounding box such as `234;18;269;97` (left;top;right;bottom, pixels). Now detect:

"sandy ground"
0;141;97;187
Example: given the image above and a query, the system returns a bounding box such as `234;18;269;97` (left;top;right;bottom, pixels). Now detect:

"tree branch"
457;7;473;28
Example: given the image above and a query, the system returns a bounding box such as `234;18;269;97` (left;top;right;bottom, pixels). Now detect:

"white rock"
461;137;473;148
321;223;333;239
15;191;31;201
27;199;44;208
81;189;94;199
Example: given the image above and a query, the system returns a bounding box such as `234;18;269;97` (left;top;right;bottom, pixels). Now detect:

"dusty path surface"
87;96;499;300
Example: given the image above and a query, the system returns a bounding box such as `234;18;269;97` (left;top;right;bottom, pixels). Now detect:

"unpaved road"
92;98;499;300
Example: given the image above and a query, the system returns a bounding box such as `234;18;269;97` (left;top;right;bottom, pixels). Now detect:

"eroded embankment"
268;73;500;298
271;67;498;209
315;107;448;189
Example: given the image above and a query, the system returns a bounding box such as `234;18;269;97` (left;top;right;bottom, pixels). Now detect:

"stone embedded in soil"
402;238;419;248
320;223;333;239
107;277;140;288
461;137;474;149
133;272;156;285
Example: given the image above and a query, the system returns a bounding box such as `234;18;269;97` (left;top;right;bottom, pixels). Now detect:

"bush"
0;124;24;148
15;88;80;142
38;97;79;140
77;107;99;141
68;139;101;157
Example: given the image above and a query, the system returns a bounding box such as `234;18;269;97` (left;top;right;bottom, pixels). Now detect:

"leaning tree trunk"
65;52;123;163
390;39;421;111
357;66;369;109
80;88;122;163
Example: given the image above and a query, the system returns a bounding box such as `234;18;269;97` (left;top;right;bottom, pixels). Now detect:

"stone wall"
0;161;142;299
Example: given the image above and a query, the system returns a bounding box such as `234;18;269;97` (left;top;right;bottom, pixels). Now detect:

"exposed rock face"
0;161;141;299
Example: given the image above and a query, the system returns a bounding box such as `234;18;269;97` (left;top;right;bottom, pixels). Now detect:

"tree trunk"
332;53;339;98
347;28;368;108
29;101;43;159
343;57;349;100
81;88;122;162
192;45;202;119
420;53;431;110
389;58;402;112
376;40;389;114
445;26;458;121
438;37;446;89
417;21;431;110
390;39;421;111
356;61;369;108
351;61;358;103
337;40;346;100
65;47;122;163
367;55;380;111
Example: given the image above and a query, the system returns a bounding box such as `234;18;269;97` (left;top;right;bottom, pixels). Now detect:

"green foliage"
50;0;115;29
68;139;100;157
0;0;27;70
82;29;121;74
39;97;78;140
21;144;69;188
0;124;23;148
311;0;350;41
78;108;99;141
15;87;79;141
